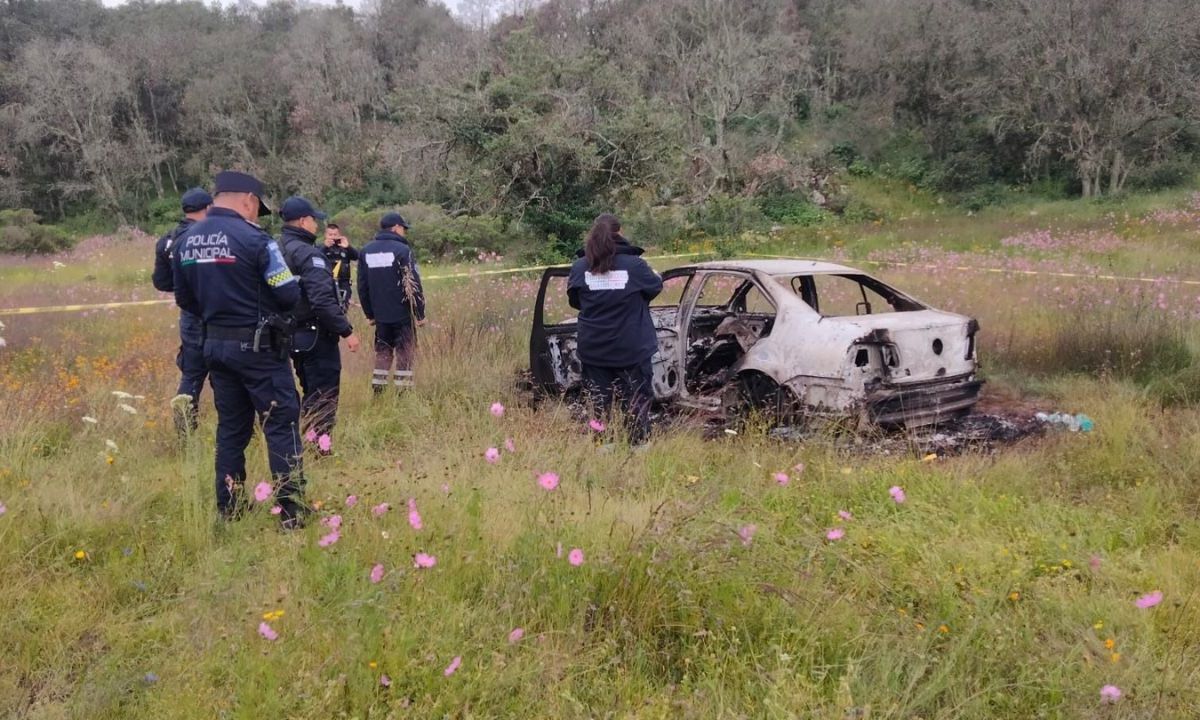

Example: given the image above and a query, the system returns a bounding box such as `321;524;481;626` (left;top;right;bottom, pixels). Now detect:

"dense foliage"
2;0;1199;242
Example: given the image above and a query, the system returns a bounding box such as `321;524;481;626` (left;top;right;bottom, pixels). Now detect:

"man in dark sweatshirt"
322;223;358;310
152;187;212;437
277;197;360;449
357;212;426;394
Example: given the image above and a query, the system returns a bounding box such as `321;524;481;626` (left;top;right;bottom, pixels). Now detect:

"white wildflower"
112;391;134;400
0;337;6;349
52;261;66;269
118;404;138;415
105;439;119;453
133;395;145;400
82;416;99;424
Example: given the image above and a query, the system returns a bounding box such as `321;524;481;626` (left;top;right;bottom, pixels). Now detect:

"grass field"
2;190;1200;718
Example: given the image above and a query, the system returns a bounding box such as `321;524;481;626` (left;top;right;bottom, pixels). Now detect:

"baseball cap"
180;187;213;213
212;170;271;217
379;212;410;230
279;196;327;222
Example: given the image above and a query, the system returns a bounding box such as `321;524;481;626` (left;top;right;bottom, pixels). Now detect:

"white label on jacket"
311;256;326;269
365;252;396;268
584;270;629;290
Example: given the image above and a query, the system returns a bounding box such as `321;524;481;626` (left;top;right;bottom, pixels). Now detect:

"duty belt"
205;325;257;341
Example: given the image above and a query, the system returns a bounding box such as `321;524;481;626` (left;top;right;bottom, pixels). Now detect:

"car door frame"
529;266;573;393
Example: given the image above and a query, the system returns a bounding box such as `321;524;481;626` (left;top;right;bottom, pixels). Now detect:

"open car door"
529;266;578;394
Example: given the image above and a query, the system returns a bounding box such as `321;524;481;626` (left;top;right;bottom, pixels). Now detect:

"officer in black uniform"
322;223;358;309
171;171;306;526
152;187;212;436
277;197;360;449
358;212;426;394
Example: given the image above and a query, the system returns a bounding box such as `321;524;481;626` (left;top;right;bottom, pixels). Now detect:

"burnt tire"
723;372;801;427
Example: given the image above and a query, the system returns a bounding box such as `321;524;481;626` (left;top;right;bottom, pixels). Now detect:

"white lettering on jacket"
365;252;396;268
584;270;629;290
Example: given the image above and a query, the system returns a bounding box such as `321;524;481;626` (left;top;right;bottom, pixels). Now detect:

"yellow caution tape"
3;250;1197;316
0;253;707;316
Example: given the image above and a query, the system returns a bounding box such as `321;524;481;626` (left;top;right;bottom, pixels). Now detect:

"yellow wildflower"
74;550;86;560
1008;591;1020;602
938;624;950;634
1104;638;1115;650
1110;652;1120;663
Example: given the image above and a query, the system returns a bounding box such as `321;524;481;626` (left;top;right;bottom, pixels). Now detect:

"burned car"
530;259;982;428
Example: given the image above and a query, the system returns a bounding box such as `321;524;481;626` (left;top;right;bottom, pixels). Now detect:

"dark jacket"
279;225;353;338
152;218;195;292
172;206;300;327
322;241;359;287
357;230;426;324
567;237;663;367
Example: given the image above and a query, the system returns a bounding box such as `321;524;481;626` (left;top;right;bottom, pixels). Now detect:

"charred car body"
531;259;982;428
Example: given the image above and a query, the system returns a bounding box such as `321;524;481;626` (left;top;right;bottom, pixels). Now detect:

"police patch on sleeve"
311;256;326;269
264;241;298;288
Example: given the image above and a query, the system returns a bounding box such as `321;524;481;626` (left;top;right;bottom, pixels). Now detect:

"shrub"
330;203;513;261
0;209;73;254
621;203;687;250
686;194;768;238
756;191;828;226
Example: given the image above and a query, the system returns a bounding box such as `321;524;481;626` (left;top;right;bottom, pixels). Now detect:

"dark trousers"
582;359;654;445
204;339;304;517
373;321;415;391
174;311;208;431
292;331;342;439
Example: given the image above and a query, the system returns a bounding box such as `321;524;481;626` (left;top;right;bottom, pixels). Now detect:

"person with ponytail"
567;213;664;444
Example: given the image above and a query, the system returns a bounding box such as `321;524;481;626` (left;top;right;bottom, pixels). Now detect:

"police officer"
277;197;360;450
322;223;358;309
152;187;212;437
172;171;306;526
567;213;663;445
358;212;426;394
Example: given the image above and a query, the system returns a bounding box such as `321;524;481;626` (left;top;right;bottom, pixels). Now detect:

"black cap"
212;170;271;217
379;212;410;230
279;196;327;222
180;187;213;213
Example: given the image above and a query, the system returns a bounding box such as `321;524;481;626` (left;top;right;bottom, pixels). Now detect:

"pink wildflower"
0;501;7;516
537;472;559;491
444;655;462;676
838;510;853;521
793;462;806;474
322;514;342;530
407;498;423;530
441;483;450;494
372;502;390;516
269;505;282;515
568;548;584;566
1135;590;1163;609
588;419;606;432
258;622;278;641
485;447;500;463
317;434;332;453
737;524;756;546
508;627;525;643
380;674;391;687
504;437;516;452
317;530;340;547
490;402;505;417
253;482;272;503
304;429;317;443
1100;685;1122;704
773;472;789;486
370;563;384;584
889;486;907;504
345;494;358;507
1089;554;1102;571
826;527;845;541
414;552;437;568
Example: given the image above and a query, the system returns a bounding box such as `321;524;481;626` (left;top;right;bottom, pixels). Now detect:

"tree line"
2;0;1199;243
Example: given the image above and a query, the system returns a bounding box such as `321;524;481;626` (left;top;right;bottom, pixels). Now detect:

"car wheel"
723;371;802;427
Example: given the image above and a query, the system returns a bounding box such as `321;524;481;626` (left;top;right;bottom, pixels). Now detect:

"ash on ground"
763;413;1046;457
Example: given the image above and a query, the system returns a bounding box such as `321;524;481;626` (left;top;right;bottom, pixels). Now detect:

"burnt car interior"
682;273;777;395
777;273;926;316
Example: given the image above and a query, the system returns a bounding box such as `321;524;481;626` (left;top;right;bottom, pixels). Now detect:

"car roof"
687;258;863;275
